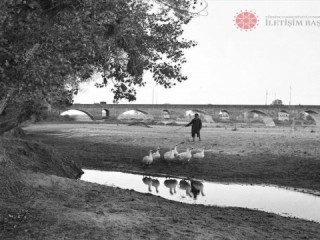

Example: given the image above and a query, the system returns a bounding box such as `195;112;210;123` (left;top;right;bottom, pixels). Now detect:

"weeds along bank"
0;136;82;179
0;134;83;202
0;134;83;239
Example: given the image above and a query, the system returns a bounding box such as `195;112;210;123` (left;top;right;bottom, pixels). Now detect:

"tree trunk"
0;101;24;136
0;119;19;136
0;98;8;115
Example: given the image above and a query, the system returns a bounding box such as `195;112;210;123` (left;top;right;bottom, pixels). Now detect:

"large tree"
0;0;204;133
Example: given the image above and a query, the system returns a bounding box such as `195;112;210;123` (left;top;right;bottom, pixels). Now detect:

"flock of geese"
142;176;205;200
142;145;205;166
141;146;206;200
141;146;206;199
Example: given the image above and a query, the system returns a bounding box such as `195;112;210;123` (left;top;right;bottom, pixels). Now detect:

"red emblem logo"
234;10;259;31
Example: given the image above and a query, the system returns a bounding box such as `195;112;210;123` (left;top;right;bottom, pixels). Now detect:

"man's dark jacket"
186;118;202;134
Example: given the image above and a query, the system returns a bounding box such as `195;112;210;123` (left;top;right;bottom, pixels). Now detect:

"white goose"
163;148;175;162
173;145;179;157
177;147;193;163
152;147;161;161
192;147;205;159
142;150;153;166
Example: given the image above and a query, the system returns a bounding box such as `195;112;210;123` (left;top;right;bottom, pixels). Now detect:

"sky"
74;0;320;105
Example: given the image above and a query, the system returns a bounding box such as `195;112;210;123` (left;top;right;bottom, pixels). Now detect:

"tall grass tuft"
0;151;31;201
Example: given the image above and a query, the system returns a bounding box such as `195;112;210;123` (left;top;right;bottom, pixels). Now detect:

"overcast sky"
74;0;320;105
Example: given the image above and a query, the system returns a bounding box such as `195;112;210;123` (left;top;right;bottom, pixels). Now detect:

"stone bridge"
64;104;320;126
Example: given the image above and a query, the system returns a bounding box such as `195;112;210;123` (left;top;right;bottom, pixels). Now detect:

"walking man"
185;113;202;142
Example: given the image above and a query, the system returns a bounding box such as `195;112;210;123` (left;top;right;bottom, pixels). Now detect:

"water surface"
81;169;320;223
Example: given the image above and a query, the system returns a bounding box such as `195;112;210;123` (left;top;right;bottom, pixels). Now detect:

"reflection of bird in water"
164;179;178;195
191;180;205;200
179;179;192;197
151;178;160;193
142;176;152;192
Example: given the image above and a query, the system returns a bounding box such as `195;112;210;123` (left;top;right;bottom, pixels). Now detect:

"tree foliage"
271;99;283;106
154;0;208;16
0;0;200;132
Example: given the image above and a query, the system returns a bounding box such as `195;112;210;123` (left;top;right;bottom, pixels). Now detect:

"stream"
81;169;320;223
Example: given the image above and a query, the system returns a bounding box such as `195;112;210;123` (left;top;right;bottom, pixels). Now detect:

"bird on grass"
177;147;194;163
152;147;161;161
173;145;179;157
192;147;205;159
142;150;153;166
163;148;175;162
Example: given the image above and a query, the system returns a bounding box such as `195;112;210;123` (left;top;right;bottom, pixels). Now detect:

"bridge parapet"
65;104;320;125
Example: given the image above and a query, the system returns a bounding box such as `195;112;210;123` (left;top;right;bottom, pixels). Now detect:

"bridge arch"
219;110;230;120
297;110;319;125
246;110;275;127
133;109;149;115
279;110;289;113
102;109;109;119
304;110;318;114
162;109;170;119
191;109;207;115
60;109;95;120
183;109;214;123
250;110;267;116
117;109;154;121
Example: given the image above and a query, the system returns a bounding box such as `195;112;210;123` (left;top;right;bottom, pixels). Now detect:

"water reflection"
81;169;320;223
151;178;160;193
179;180;192;197
177;179;206;199
143;176;160;193
164;179;178;195
191;180;205;200
142;176;152;192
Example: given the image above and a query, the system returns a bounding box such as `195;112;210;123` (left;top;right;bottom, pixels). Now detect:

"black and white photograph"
1;0;320;239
